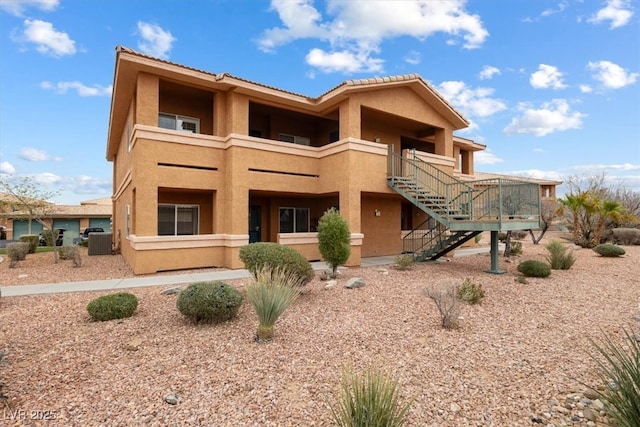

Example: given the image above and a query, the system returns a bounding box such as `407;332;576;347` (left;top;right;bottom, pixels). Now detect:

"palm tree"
593;200;627;244
559;193;588;243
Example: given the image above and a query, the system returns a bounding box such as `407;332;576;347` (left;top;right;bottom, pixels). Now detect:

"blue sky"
0;0;638;205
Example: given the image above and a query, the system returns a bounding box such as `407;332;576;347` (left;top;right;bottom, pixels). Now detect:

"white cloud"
41;81;112;97
13;19;76;57
305;48;383;73
136;21;175;59
533;148;544;153
31;172;63;186
436;81;507;119
588;0;634;29
0;0;58;16
258;0;488;74
504;99;586;137
508;169;564;182
570;163;640;172
404;51;420;65
475;150;503;165
479;65;500;80
579;84;593;93
19;147;62;162
70;176;112;194
0;161;16;174
541;1;569;17
587;60;638;89
530;64;567;89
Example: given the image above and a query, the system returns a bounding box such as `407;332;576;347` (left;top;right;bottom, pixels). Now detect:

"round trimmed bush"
239;242;314;284
593;244;626;257
177;281;243;324
517;260;551;278
87;292;138;321
19;234;38;254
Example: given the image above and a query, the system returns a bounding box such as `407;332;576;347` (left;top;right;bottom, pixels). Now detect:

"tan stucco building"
107;46;548;275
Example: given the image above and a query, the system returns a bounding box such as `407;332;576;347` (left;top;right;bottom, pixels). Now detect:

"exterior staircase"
388;146;541;262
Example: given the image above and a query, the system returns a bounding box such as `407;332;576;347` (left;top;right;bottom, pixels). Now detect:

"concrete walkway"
0;247;492;297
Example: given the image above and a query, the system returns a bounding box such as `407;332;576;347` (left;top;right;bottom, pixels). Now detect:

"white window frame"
158;204;200;236
279;207;310;233
159;113;200;134
125;205;130;237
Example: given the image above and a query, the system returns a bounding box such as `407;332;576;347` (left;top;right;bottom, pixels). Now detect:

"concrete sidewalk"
0;248;491;297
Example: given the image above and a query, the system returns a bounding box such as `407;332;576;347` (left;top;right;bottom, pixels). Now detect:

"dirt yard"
0;232;638;426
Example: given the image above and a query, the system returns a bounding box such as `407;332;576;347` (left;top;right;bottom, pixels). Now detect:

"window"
279;133;310;146
158;204;199;236
125;205;130;237
159;113;200;134
279;207;310;233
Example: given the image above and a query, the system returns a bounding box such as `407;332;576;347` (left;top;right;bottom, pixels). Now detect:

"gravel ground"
0;233;638;426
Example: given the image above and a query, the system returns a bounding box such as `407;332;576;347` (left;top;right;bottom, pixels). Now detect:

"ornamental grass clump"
330;366;413;427
456;278;485;304
587;327;640;427
593;244;626;257
246;267;302;342
176;281;243;324
517;260;551;278
87;292;138;321
393;254;414;271
545;240;576;270
7;242;29;268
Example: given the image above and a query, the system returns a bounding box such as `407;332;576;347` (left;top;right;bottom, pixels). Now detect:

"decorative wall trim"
113;170;132;201
128;233;249;250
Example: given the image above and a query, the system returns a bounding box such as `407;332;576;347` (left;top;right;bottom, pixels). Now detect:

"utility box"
88;233;112;256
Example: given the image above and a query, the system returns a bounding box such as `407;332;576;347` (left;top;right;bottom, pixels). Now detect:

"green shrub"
330;366;413;427
239;242;314;284
59;245;82;267
393;254;414;271
87;292;138;321
611;228;640;245
511;230;528;240
7;242;29;268
545;240;576;270
317;208;351;277
456;278;485;304
517;260;551;278
246;267;301;342
497;232;508;242
19;234;38;254
588;327;640;427
474;233;483;244
593;244;626;257
176;281;243;324
577;238;594;248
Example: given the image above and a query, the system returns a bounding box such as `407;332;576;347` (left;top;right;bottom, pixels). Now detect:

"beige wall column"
222;148;248;268
226;90;249;135
461;150;474;174
339;184;362;266
135;73;159;126
134;183;158;236
434;129;454;173
339;99;361;139
213;92;227;136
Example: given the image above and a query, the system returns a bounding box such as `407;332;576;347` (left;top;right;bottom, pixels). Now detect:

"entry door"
249;205;261;243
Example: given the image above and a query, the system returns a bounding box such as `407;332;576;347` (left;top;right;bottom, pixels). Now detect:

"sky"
0;0;639;205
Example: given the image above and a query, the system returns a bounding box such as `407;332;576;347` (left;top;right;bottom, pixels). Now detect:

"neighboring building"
107;46;547;275
0;194;112;241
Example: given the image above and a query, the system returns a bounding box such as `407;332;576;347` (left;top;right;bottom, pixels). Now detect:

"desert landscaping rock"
0;233;638;425
126;337;142;351
161;287;183;295
344;277;365;288
164;392;180;405
324;280;337;289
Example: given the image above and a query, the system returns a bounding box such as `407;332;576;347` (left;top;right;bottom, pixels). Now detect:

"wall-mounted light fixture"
374;137;381;143
374;209;381;217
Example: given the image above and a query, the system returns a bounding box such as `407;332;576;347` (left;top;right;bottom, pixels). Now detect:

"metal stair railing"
387;146;474;224
402;220;446;255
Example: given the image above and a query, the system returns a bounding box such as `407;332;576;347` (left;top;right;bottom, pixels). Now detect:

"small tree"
317;208;351;278
0;176;61;262
528;200;560;244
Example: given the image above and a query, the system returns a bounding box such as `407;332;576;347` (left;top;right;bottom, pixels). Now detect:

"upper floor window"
159;113;200;134
158;204;199;236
